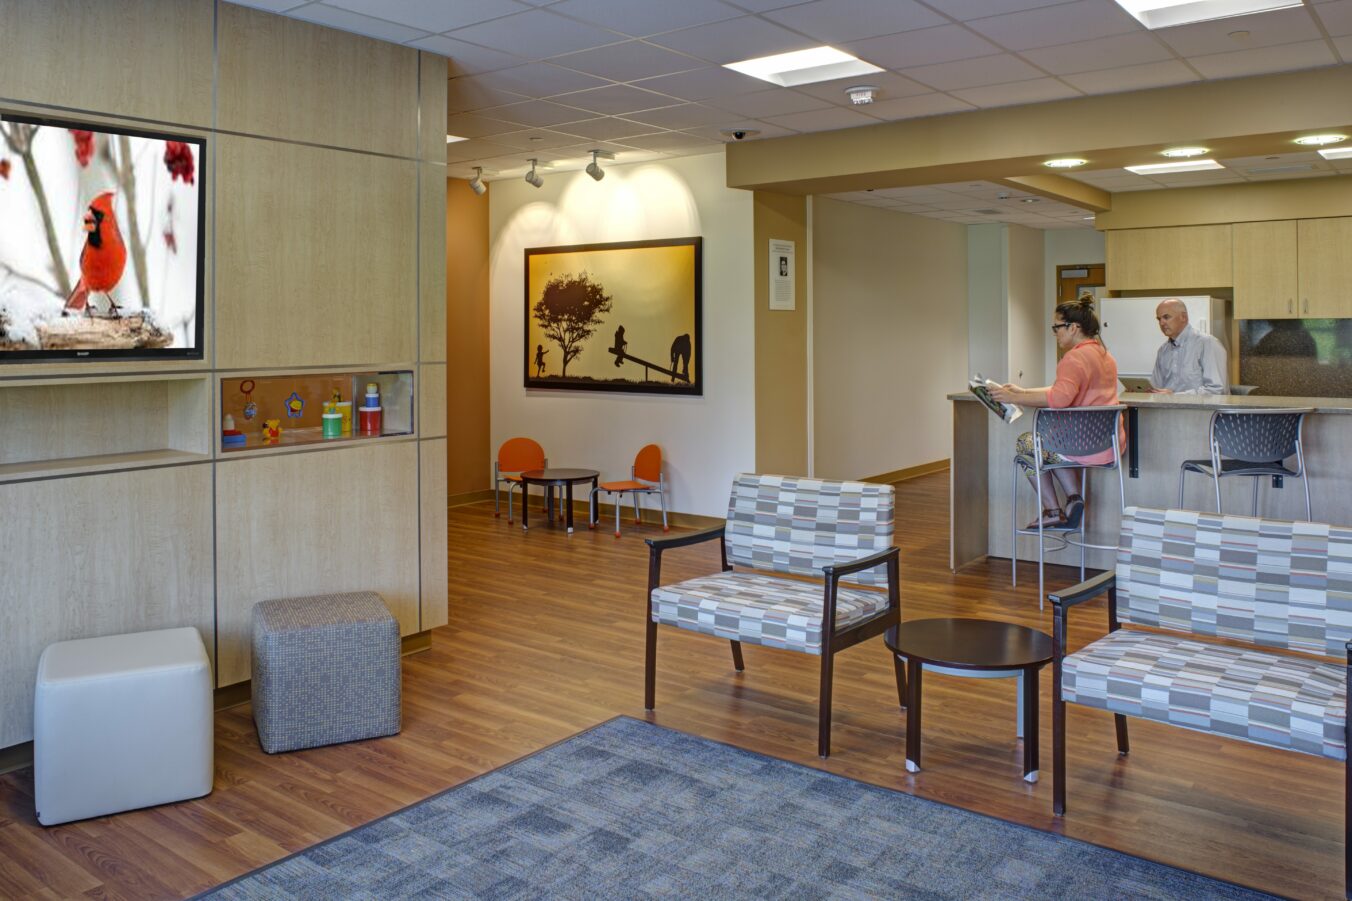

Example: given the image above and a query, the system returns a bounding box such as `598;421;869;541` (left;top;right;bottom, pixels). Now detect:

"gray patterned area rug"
198;716;1273;900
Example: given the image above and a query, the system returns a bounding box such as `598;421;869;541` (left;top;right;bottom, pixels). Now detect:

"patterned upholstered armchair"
645;474;902;758
1048;506;1352;894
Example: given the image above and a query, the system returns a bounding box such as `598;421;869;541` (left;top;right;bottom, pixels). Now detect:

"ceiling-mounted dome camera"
720;128;761;141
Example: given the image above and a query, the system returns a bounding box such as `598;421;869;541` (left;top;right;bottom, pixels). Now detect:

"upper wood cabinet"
1233;217;1352;318
1105;225;1232;291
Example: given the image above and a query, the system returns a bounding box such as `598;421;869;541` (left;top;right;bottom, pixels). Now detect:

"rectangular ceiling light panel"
1318;147;1352;160
724;46;882;88
1113;0;1302;29
1124;159;1225;175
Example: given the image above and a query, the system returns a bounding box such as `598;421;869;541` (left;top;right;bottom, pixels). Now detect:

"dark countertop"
948;391;1352;414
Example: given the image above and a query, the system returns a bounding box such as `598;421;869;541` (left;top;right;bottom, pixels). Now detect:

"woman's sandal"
1064;494;1085;530
1027;508;1067;529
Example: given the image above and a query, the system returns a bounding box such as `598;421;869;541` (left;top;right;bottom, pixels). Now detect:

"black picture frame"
524;237;702;396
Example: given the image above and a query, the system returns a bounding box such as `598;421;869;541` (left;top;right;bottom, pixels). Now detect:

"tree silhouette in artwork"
533;272;612;377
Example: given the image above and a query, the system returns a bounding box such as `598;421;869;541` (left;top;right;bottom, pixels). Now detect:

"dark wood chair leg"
644;620;657;710
905;656;922;773
730;640;745;672
1023;665;1039;783
892;653;907;709
1114;713;1130;755
1053;670;1066;815
817;648;834;759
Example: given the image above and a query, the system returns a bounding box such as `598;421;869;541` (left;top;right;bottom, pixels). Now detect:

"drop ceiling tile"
922;0;1081;20
793;72;933;104
1151;175;1246;186
287;3;431;43
445;112;523;139
1242;167;1335;180
632;66;772;101
553;83;683;114
761;0;946;44
549;0;744;37
473;63;611;98
1188;39;1337;79
414;35;526;74
619;131;722;152
1316;1;1352;36
761;106;882;132
551;40;704;81
447;78;532;113
1021;32;1174;75
649;15;816;65
861;92;977;120
1155;6;1324;56
625;102;745;129
228;0;307;11
555;116;666;140
843;24;1002;69
485;128;593;151
1220;151;1322;167
446;9;626;59
724;0;820;11
709;88;832;117
902;53;1044;91
445;138;517;163
322;0;528;32
965;0;1142;52
481;98;595;127
1337;34;1352;60
1060;59;1200;93
547;141;646;163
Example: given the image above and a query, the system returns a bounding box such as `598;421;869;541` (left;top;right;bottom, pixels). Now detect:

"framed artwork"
524;237;702;396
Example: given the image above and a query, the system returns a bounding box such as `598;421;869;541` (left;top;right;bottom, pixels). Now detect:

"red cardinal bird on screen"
63;191;127;318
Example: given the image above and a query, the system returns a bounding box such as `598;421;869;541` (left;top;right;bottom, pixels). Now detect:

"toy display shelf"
0;372;211;484
217;368;414;456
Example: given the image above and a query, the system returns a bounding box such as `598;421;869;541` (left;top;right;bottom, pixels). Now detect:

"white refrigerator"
1097;295;1230;377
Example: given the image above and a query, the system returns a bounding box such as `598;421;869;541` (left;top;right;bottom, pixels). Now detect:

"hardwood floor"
0;471;1340;899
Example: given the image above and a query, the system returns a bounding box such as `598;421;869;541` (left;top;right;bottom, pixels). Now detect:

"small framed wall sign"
769;238;795;311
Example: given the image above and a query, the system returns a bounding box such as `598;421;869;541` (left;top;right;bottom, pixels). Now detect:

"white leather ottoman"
34;627;213;826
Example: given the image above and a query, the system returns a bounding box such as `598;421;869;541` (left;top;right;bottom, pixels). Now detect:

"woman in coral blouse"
991;297;1123;529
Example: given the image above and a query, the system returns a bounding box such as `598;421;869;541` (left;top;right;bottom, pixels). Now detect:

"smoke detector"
845;85;878;105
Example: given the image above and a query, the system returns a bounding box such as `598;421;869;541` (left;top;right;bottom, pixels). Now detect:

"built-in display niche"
218;369;413;454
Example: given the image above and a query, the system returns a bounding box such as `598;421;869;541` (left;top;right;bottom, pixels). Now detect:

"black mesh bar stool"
1177;408;1313;520
1011;405;1126;609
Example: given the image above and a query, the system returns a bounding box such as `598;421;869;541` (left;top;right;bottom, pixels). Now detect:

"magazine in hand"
968;373;1023;424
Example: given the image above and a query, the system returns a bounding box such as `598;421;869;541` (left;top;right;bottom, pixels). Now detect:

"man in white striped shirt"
1150;298;1229;395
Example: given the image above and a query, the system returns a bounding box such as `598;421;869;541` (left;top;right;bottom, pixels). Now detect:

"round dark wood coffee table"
519;468;599;533
884;618;1052;783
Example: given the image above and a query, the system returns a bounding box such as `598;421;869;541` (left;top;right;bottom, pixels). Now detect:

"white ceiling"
231;0;1352;229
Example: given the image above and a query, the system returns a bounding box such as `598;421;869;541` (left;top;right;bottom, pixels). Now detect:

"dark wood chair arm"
821;546;899;581
1047;571;1115;609
645;525;725;552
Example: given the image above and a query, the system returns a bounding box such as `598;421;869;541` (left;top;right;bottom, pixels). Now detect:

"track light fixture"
586;150;605;182
525;159;544;188
469;166;486;196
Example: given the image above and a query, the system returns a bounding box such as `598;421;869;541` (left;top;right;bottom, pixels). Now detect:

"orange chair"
494;437;545;524
589;444;668;537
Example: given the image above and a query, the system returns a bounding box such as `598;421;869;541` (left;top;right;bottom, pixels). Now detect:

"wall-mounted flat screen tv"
0;112;205;361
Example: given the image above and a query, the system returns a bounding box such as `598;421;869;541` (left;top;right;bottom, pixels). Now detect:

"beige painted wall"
1006;225;1046;390
811;198;968;481
754;192;808;476
446;178;491;497
1044;230;1106;382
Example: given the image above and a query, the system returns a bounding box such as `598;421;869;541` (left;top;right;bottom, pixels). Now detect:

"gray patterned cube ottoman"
251;592;401;754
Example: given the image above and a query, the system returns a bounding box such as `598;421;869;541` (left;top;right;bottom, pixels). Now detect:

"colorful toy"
222;413;246;447
262;419;282;443
336;400;352;434
322;411;342;438
285;391;304;418
239;379;257;421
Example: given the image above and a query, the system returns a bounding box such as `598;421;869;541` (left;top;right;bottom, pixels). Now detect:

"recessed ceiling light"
1112;0;1302;29
1044;158;1087;168
1020;197;1041;203
1295;134;1348;146
1318;147;1352;160
725;46;883;88
1161;146;1208;158
446;134;467;144
1082;216;1095;220
1125;159;1225;175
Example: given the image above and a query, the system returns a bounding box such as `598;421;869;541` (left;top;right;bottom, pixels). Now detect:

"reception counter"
949;392;1352;573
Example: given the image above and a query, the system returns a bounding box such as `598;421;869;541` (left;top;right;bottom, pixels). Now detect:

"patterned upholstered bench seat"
645;474;902;758
251;592;401;754
1048;506;1352;893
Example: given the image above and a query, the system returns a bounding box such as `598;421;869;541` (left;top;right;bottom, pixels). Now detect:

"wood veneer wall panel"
215;135;417;369
216;3;418;157
0;381;167;465
419;363;447;439
215;441;421;686
0;464;214;747
0;0;213;127
421;164;448;362
419;54;448;163
420;438;448;630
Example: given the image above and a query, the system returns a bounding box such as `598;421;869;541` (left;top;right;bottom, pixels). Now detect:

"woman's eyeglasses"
1050;323;1070;332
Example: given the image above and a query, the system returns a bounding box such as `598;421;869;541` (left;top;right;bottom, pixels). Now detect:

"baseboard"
448;488;494;507
562;498;722;531
862;458;950;485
